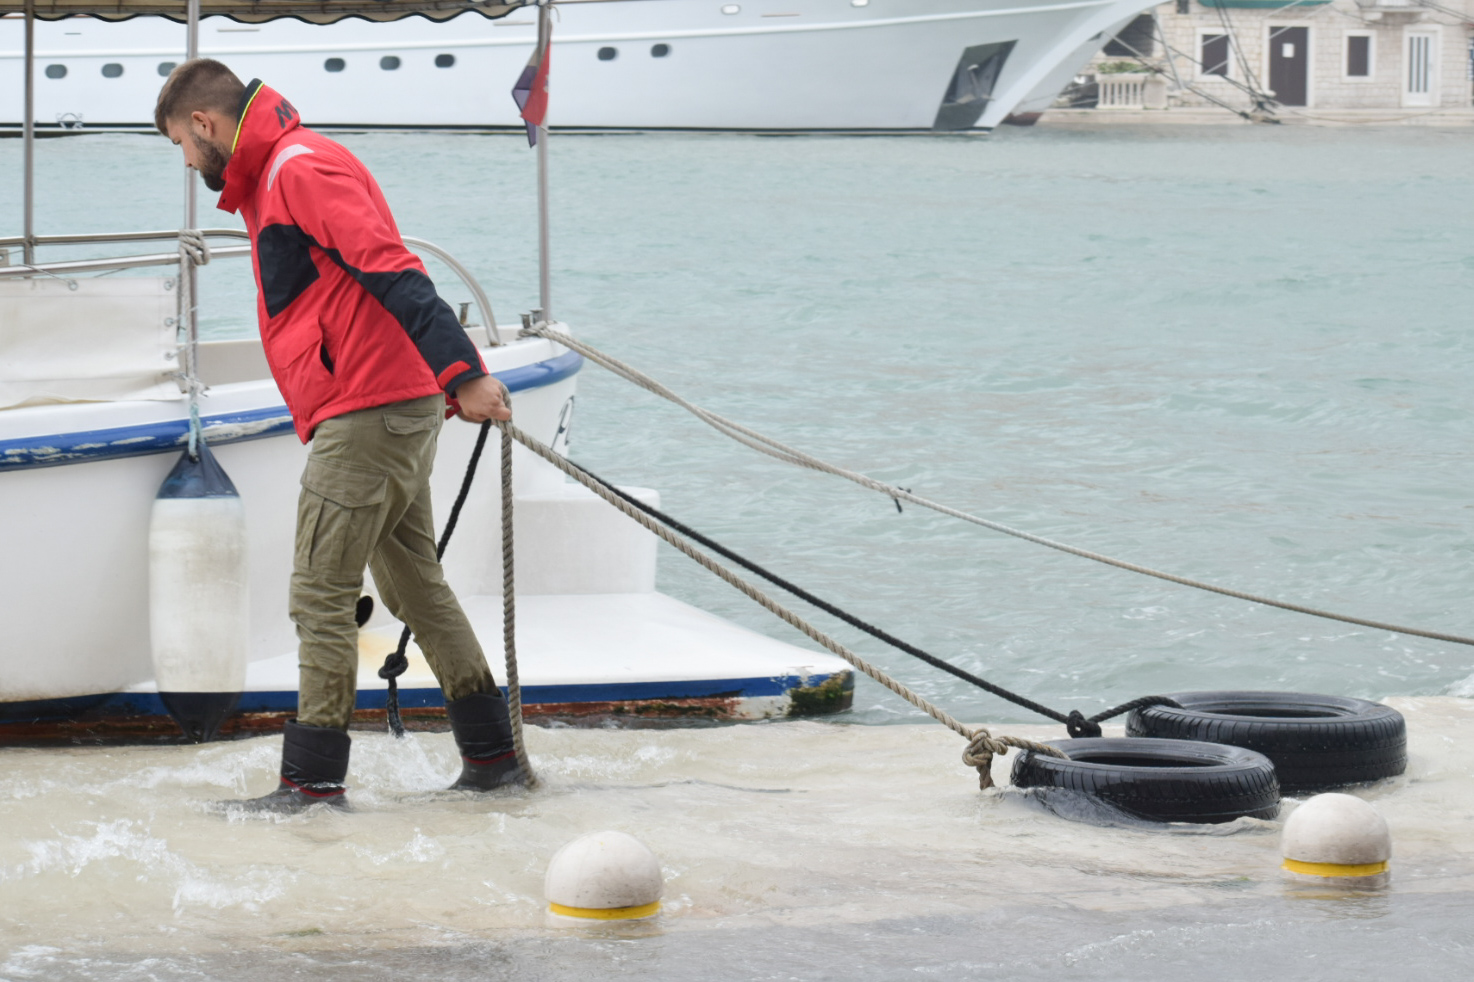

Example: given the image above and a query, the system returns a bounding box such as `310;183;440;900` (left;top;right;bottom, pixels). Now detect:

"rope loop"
1065;710;1103;739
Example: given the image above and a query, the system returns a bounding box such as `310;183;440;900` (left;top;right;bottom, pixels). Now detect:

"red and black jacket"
217;80;486;441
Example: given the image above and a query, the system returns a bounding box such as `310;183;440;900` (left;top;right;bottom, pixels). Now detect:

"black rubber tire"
1125;690;1406;793
1010;737;1280;824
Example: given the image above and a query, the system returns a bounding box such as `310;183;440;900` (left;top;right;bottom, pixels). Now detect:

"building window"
435;53;456;68
101;63;124;78
158;61;177;77
1104;14;1156;59
44;64;67;79
324;57;346;72
1345;34;1371;78
598;47;617;61
1406;31;1436;97
380;55;401;70
1200;34;1231;77
651;43;670;58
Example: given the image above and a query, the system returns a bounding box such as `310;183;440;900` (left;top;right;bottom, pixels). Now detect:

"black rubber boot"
446;691;524;791
237;720;352;813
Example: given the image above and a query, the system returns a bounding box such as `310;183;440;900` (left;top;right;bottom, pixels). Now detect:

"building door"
1403;30;1439;107
1268;26;1309;106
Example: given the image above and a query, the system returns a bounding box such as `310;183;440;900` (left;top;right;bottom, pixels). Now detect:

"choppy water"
4;122;1474;976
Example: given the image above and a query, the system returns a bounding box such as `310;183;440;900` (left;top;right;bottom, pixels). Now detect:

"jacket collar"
217;80;303;214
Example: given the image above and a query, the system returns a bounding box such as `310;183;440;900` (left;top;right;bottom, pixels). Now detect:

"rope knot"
378;652;409;681
1065;710;1102;739
962;727;1011;790
178;229;211;267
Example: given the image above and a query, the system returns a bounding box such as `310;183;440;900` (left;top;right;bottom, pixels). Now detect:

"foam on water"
1;699;1472;979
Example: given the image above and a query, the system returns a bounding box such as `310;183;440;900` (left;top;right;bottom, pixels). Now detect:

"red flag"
511;38;551;146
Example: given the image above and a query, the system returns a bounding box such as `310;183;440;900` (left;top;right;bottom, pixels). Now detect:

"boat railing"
0;229;499;337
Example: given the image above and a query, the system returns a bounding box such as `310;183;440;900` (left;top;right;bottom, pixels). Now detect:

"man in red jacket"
156;59;522;811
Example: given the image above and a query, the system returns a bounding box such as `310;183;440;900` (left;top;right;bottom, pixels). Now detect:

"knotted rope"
504;422;1062;789
526;325;1474;652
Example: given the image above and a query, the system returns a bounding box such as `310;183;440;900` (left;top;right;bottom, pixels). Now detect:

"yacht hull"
1;0;1160;132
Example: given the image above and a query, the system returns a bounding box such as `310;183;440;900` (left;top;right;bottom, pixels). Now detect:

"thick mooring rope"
534;453;1173;738
379;418;535;788
506;422;1062;789
499;422;536;786
528;326;1474;651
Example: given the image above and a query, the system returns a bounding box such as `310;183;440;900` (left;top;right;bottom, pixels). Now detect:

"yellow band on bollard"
548;901;662;920
1282;858;1389;878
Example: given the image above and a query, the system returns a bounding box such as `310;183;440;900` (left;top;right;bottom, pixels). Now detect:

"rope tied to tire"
502;421;1066;788
962;729;1064;790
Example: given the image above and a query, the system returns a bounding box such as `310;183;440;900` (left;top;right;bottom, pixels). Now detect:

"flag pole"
22;0;35;267
535;0;551;326
184;0;199;234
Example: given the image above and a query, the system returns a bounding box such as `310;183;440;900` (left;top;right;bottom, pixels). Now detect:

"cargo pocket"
296;458;388;574
383;409;439;436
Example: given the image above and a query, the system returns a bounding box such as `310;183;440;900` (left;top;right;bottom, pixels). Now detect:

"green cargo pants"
289;394;495;730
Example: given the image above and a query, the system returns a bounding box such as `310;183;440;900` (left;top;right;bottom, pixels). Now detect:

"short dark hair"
154;58;246;135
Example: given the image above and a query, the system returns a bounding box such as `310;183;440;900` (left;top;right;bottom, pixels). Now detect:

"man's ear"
190;109;213;139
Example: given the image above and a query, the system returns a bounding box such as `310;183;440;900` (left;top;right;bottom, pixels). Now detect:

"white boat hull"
1;0;1160;132
0;326;853;740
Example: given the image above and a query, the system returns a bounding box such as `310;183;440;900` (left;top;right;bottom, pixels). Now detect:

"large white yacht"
1;0;1153;133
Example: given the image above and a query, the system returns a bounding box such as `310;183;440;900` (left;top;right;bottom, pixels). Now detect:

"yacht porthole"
380;55;401;70
435;53;456;68
324;57;346;72
101;63;123;78
598;46;617;61
721;4;740;13
651;43;670;57
44;64;67;79
157;61;177;77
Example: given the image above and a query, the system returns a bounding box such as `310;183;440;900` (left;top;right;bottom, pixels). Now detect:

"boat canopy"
0;0;530;24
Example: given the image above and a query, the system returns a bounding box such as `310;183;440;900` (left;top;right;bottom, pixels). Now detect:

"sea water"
2;122;1473;978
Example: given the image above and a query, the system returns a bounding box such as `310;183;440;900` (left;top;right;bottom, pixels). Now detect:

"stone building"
1069;0;1473;117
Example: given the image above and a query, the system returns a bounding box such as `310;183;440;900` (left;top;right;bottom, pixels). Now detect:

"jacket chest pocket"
296;458;388;574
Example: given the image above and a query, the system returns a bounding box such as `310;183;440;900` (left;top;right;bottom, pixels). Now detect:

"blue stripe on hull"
0;350;582;471
0;671;828;723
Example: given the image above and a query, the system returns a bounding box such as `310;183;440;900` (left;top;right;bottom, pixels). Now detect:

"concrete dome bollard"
1281;792;1391;889
545;831;663;921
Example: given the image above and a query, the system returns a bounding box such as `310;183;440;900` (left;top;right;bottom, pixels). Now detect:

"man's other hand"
452;375;512;423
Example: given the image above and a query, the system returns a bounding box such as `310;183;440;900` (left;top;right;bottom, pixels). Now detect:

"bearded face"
191;131;230;192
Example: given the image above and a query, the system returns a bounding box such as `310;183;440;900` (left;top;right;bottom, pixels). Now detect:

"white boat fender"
1281;792;1391;889
148;442;249;743
545;831;663;922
